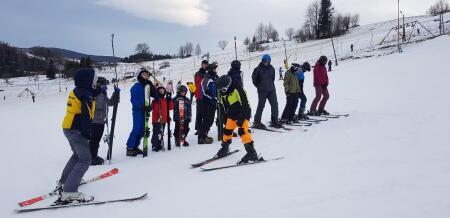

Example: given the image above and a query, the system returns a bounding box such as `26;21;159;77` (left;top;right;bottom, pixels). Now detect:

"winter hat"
201;60;209;65
137;70;149;84
262;54;271;62
208;62;219;71
231;60;241;70
216;75;232;93
177;85;188;93
291;63;299;71
74;68;96;89
97;76;109;86
319;56;328;66
302;62;311;72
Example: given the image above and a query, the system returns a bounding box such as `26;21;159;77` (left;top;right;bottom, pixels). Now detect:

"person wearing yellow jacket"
215;74;262;164
56;68;97;205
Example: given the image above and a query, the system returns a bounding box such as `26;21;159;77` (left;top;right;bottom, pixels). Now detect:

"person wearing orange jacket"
151;86;174;152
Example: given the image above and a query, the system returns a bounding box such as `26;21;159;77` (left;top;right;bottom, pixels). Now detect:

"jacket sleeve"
251;68;259;87
236;85;251;120
209;82;217;100
130;85;144;110
80;96;93;139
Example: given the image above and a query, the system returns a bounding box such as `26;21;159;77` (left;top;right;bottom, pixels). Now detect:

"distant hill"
46;48;122;63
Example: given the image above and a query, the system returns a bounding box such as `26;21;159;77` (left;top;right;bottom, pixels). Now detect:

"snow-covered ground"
1;13;450;218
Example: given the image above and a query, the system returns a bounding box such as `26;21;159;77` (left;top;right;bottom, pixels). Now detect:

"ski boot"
307;110;320;116
216;142;230;158
91;156;104;166
269;119;283;129
238;142;262;164
175;141;181;147
152;145;163;152
297;108;309;120
183;140;190;147
53;192;94;205
53;181;63;195
126;148;143;157
318;109;329;115
252;122;267;129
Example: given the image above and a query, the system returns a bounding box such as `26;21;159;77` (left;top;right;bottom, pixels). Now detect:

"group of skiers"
56;53;332;205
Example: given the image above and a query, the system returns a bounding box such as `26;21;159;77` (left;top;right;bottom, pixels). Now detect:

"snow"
1;13;450;218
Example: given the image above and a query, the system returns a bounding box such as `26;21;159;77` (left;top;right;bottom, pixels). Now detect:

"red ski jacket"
194;68;206;100
313;61;329;87
151;97;174;124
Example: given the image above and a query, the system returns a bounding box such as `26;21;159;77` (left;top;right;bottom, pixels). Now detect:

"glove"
114;85;121;93
101;85;108;91
110;91;120;105
236;119;244;127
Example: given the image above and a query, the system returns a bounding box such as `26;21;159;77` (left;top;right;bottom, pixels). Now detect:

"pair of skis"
15;168;147;213
177;97;187;147
191;150;283;171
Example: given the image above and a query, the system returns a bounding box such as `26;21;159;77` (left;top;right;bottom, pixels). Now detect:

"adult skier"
215;75;261;163
173;85;192;147
281;63;301;124
194;60;208;136
90;77;120;165
199;62;219;144
252;54;282;129
308;56;330;115
151;86;173;151
126;70;158;156
296;62;311;120
57;68;97;204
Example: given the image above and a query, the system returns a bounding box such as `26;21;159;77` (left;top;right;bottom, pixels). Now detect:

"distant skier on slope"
57;68;97;204
328;60;333;72
215;75;262;164
125;70;158;157
308;56;330;116
251;54;282;129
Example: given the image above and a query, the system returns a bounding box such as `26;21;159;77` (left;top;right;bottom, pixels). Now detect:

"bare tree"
255;23;265;43
185;42;194;56
243;37;251;46
350;14;360;27
304;0;320;39
178;45;186;58
285;28;295;40
195;43;202;58
217;40;228;50
427;0;450;15
135;43;150;54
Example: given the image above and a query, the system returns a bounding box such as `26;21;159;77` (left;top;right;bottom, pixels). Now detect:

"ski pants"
298;92;307;113
199;100;216;138
89;123;105;158
60;129;92;192
310;85;330;112
151;122;165;149
195;99;203;131
254;91;279;124
281;93;299;120
126;110;144;149
223;118;252;144
174;121;190;143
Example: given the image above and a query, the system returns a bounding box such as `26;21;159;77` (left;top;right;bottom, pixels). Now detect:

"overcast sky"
0;0;435;57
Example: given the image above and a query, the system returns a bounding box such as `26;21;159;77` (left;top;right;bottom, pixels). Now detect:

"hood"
74;68;96;89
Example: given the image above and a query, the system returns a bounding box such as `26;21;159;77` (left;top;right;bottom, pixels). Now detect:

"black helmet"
177;85;188;93
231;60;241;70
319;56;328;66
137;69;149;84
208;62;219;71
302;62;311;72
97;76;109;85
216;75;232;93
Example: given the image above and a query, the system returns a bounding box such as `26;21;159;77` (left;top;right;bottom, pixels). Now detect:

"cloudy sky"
0;0;434;57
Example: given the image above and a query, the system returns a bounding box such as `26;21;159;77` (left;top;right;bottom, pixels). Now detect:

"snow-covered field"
1;13;450;218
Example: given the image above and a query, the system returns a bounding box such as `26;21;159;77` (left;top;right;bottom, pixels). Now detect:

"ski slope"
1;14;450;218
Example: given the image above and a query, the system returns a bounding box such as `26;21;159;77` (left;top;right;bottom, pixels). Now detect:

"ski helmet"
97;76;109;85
216;75;232;93
231;60;241;70
177;85;188;93
302;62;311;72
262;54;271;62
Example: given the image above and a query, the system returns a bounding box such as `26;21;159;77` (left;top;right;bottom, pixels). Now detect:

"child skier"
151;86;174;152
281;63;301;124
57;68;97;204
126;70;158;157
90;76;120;165
296;62;311;120
215;75;262;164
173;85;192;147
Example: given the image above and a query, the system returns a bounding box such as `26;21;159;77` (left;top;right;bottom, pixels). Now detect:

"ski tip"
112;168;119;173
